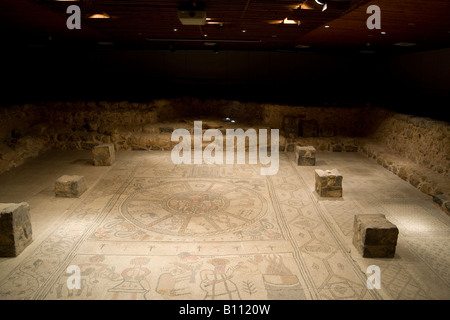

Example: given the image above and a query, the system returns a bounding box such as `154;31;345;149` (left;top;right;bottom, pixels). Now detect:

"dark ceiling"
0;1;449;120
1;0;449;52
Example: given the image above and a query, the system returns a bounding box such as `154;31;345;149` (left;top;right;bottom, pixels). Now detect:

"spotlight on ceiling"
88;13;111;19
314;0;328;11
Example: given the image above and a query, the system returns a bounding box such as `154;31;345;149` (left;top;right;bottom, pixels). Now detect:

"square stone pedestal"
295;146;316;166
55;175;87;198
93;143;115;166
0;202;32;257
315;169;342;197
353;214;399;258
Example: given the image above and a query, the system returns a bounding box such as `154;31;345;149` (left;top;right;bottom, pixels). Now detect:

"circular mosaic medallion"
120;180;267;236
164;191;229;216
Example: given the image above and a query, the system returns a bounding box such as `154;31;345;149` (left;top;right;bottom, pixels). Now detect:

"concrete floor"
0;149;449;300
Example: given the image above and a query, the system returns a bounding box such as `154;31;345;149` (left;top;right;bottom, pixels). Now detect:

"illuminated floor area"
0;150;449;300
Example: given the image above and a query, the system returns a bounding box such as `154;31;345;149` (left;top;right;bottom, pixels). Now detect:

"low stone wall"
371;113;450;178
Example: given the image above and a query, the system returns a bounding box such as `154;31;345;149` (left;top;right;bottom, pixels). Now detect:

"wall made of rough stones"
371;113;450;178
261;104;375;137
356;110;450;214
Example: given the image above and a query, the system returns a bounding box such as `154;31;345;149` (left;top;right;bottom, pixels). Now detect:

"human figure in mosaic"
199;258;241;300
155;252;202;298
108;257;151;300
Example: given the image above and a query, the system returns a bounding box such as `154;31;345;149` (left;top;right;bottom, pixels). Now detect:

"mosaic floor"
0;150;449;300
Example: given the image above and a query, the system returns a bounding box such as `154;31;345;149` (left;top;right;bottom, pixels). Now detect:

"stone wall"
371;113;449;177
0;99;448;214
357;111;450;214
261;103;377;137
0;104;50;173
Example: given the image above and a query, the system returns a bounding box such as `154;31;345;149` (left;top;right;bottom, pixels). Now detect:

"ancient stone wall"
261;104;372;137
372;113;450;177
0;104;49;174
357;111;450;214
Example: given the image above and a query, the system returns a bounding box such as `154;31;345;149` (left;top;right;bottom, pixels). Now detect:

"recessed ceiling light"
88;13;110;19
381;31;386;34
242;30;246;33
295;44;310;49
288;4;301;10
203;34;208;37
324;25;330;28
283;18;299;25
173;28;178;32
97;41;114;46
394;42;416;46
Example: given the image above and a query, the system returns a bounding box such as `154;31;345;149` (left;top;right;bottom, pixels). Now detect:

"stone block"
295;146;316;166
353;214;399;258
0;202;32;257
315;169;343;197
55;175;87;198
92;143;115;166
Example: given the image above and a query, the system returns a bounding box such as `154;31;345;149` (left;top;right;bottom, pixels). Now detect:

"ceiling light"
206;21;225;27
283;18;300;25
381;31;386;34
394;42;416;47
314;0;327;11
300;2;314;10
97;41;114;46
242;30;247;33
324;25;330;28
173;28;178;32
286;4;301;10
88;13;110;19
